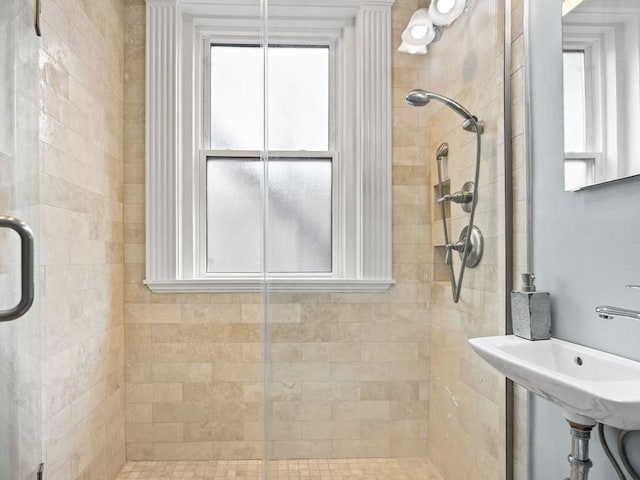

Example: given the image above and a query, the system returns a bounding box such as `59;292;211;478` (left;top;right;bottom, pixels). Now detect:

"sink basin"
469;335;640;429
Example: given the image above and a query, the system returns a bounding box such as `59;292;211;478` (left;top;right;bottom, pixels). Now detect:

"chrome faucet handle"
446;241;467;254
626;285;640;290
444;240;466;265
437;190;473;205
596;305;640;321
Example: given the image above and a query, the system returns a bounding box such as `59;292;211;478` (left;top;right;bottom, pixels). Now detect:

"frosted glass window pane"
268;47;329;151
207;158;332;273
210;45;329;151
211;47;264;150
563;51;587;152
206;160;263;272
266;158;332;272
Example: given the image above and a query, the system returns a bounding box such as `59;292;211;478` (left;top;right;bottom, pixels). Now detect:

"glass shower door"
0;0;42;478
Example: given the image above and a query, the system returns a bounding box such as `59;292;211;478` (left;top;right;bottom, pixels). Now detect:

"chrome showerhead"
405;89;431;107
405;89;473;119
405;89;483;133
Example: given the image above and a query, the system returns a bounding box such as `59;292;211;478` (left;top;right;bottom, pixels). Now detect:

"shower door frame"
0;0;43;478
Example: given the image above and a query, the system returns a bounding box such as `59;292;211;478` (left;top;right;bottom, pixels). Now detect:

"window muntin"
210;46;263;150
210;45;329;151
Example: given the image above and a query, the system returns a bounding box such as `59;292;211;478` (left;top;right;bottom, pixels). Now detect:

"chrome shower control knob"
457;225;484;268
445;241;467;253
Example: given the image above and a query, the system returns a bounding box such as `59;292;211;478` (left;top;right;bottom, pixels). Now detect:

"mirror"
562;0;640;190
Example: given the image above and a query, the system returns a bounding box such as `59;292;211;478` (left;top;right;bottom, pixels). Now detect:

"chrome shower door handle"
0;216;35;322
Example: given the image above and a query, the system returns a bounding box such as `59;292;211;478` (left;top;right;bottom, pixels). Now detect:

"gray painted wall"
527;0;640;478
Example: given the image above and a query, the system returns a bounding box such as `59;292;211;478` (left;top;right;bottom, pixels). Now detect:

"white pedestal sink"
469;335;640;429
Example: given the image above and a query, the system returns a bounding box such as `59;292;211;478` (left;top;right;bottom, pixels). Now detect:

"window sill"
144;278;395;294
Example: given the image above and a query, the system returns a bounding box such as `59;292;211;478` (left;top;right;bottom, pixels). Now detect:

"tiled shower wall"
418;1;508;478
39;0;126;478
123;0;434;461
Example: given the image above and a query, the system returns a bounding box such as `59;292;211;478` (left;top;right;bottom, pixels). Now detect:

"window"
563;49;600;190
205;45;333;276
562;19;627;190
145;0;394;293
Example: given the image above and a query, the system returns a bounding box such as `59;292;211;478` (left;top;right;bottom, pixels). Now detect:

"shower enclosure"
125;0;508;478
0;0;508;478
0;0;42;478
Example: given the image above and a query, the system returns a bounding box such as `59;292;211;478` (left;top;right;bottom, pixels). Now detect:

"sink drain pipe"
566;422;594;480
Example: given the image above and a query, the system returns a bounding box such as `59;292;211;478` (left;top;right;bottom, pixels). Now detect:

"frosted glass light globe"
410;24;429;39
436;0;456;14
429;0;469;26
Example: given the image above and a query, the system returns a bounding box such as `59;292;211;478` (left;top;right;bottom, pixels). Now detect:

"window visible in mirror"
563;49;601;190
562;40;605;190
563;51;587;153
562;0;640;189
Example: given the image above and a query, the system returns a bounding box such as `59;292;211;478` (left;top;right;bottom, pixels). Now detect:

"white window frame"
145;0;395;293
562;37;607;180
200;42;338;281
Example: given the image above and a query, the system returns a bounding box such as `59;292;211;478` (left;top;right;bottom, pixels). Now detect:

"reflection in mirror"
562;0;640;190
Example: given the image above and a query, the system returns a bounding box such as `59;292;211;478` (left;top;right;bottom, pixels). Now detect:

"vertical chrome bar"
568;426;593;480
0;216;35;322
503;0;515;478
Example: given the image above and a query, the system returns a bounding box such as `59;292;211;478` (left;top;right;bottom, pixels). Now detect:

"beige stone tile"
154;442;213;461
151;363;212;383
212;441;262;460
126;403;152;424
184;422;243;442
125;303;181;324
126;383;183;403
152;403;213;423
182;304;242;323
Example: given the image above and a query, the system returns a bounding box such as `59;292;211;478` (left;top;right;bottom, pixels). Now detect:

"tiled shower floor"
116;458;443;479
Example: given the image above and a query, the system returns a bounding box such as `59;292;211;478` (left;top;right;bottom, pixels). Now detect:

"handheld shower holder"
463;117;484;134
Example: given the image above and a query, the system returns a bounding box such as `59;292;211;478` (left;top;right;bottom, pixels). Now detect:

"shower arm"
422;92;475;122
406;89;485;134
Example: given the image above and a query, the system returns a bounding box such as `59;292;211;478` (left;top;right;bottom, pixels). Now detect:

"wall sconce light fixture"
399;0;470;55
